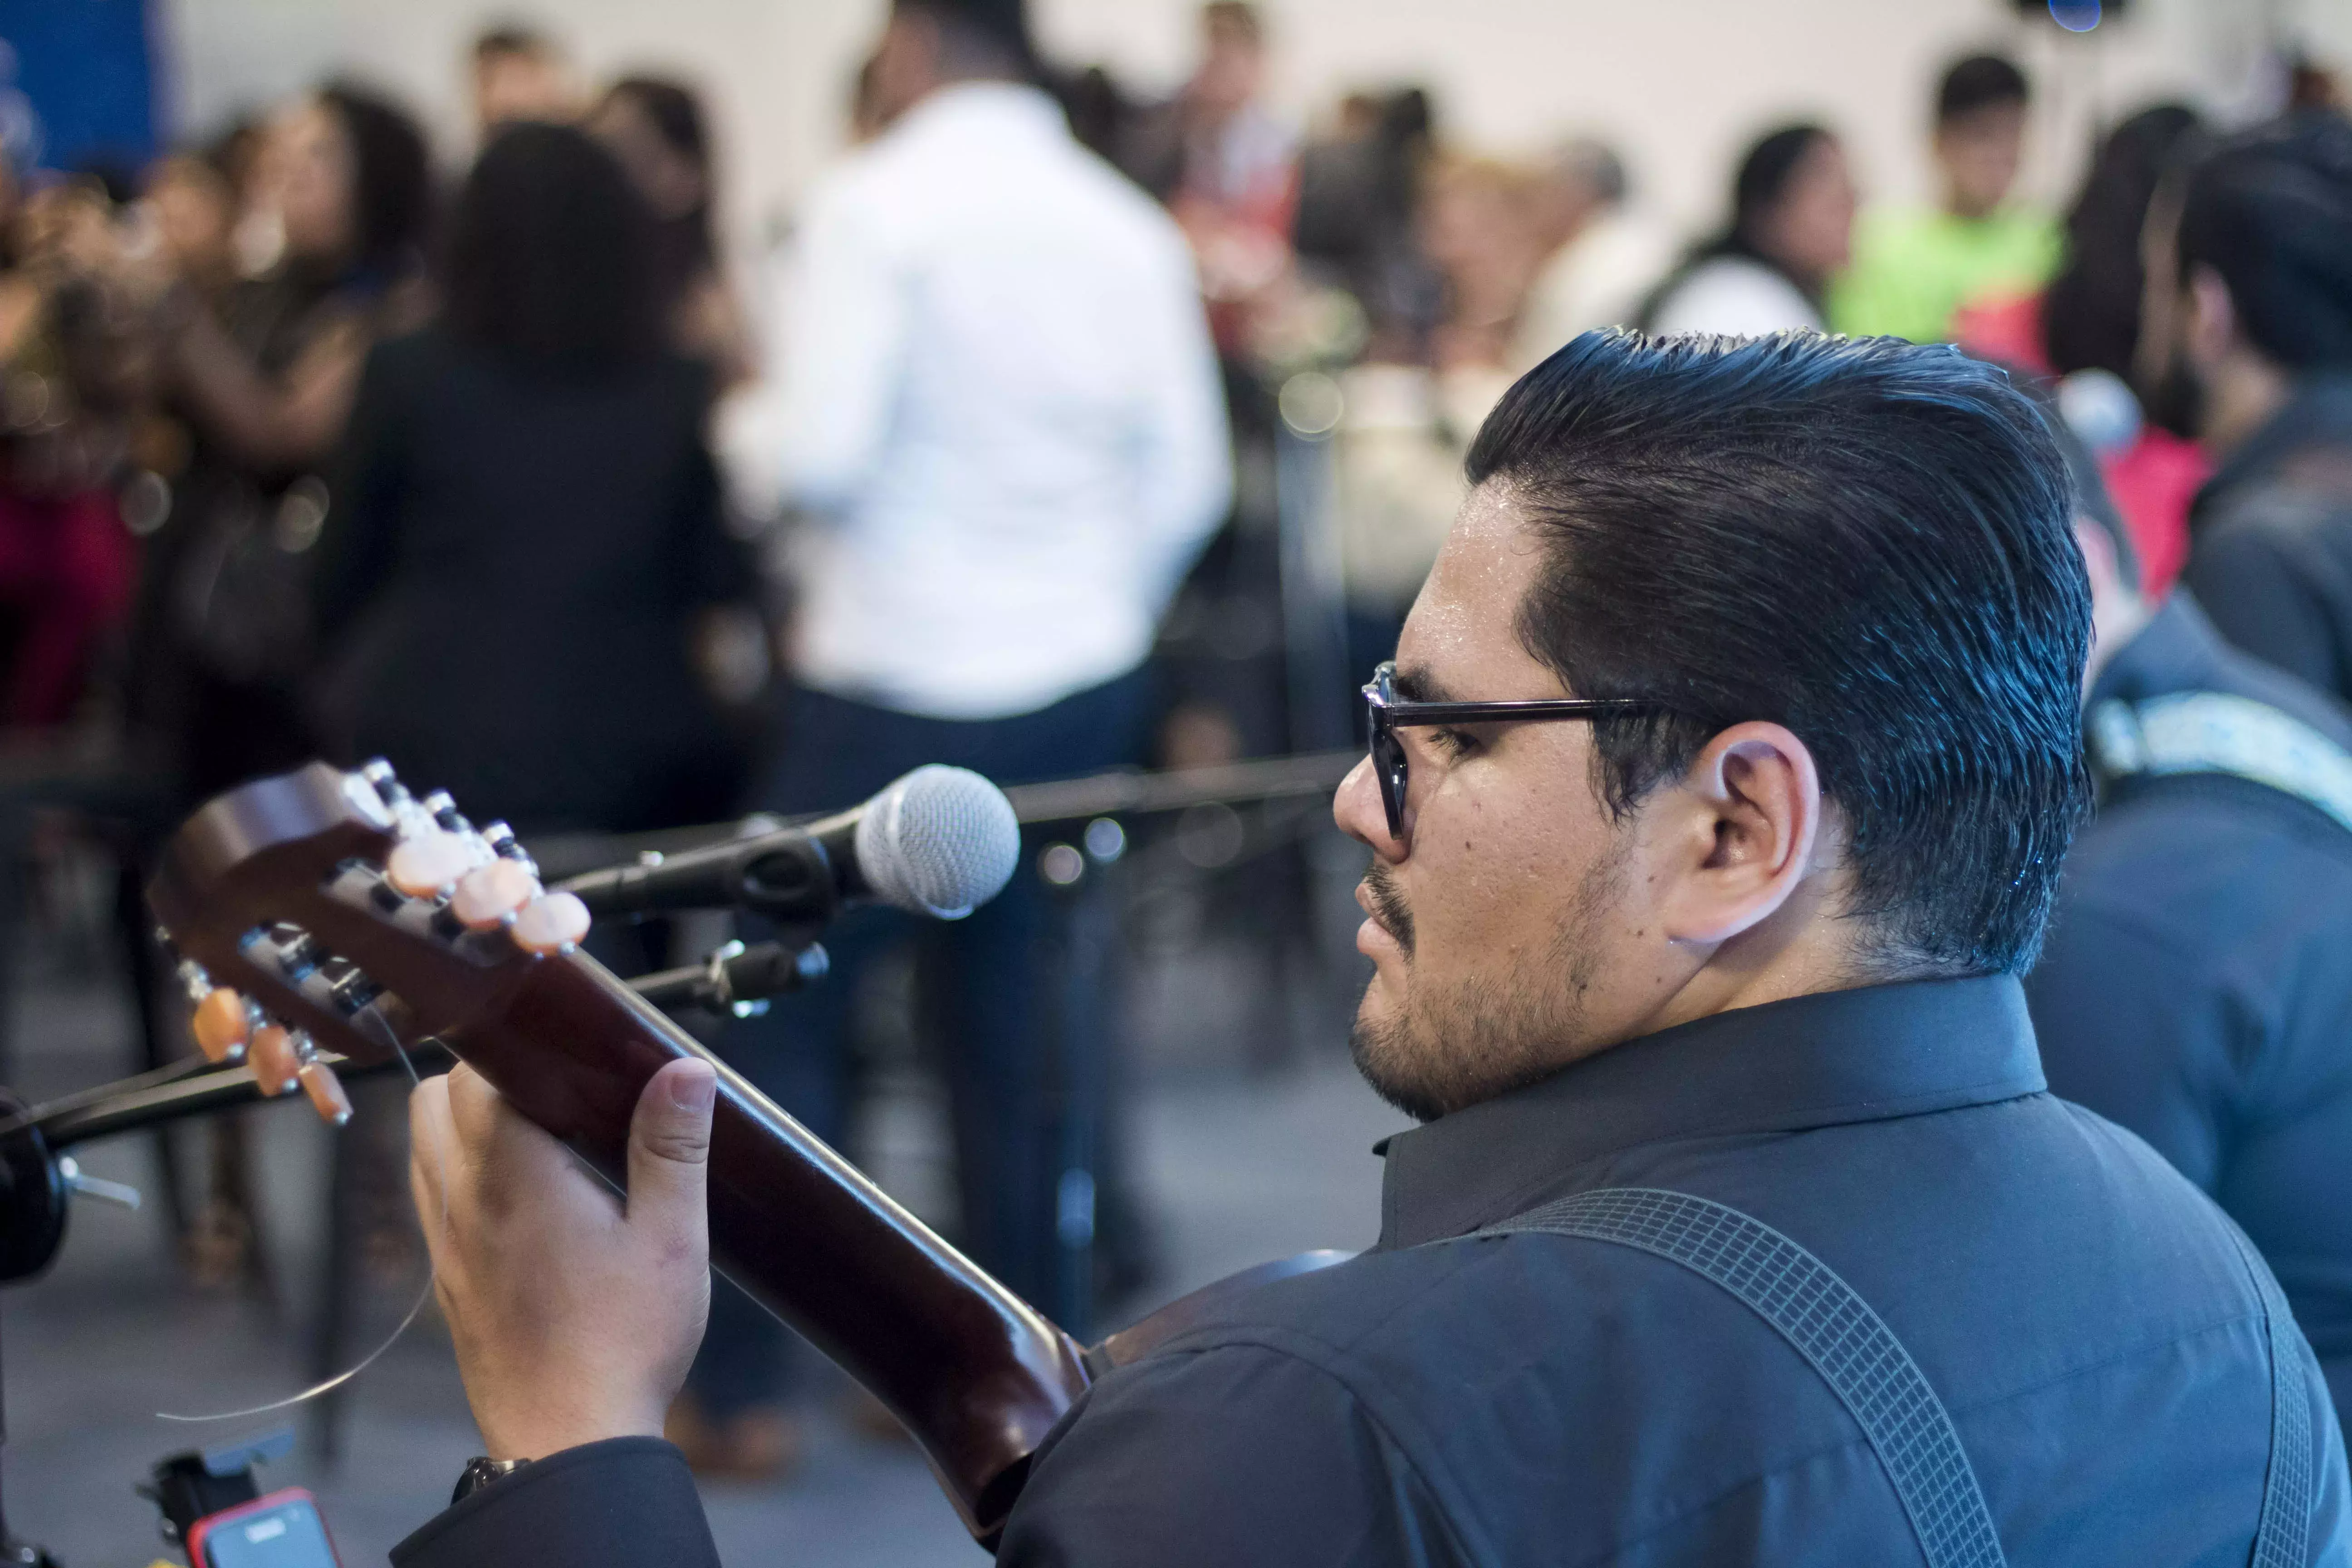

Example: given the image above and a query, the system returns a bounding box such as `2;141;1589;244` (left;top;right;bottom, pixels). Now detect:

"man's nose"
1334;755;1406;863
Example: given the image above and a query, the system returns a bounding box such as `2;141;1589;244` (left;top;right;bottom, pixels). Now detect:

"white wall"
162;0;2341;260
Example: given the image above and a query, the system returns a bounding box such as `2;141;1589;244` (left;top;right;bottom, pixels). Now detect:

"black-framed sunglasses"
1360;661;1669;841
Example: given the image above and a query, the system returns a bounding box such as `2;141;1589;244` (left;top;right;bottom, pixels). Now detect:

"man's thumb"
627;1058;717;1231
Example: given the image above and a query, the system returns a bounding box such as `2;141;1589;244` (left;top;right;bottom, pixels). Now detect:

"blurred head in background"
1728;123;1855;298
1187;2;1268;125
1936;54;2031;220
442;122;662;378
2042;103;2205;382
2138;113;2352;451
472;23;578;137
591;78;717;298
257;83;431;283
145;141;241;290
867;0;1034;127
1419;155;1541;367
1531;137;1627;254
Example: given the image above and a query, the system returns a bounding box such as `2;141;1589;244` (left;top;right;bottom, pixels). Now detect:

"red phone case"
184;1487;341;1568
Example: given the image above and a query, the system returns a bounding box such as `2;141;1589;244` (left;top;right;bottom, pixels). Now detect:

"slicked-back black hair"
1465;331;2091;976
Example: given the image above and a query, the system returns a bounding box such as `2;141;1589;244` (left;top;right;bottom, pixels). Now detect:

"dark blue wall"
0;0;160;177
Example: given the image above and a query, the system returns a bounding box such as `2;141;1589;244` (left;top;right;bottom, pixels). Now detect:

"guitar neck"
445;949;1089;1541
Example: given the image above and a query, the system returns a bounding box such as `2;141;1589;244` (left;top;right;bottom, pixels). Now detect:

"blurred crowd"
1;7;2346;805
5;0;2352;1489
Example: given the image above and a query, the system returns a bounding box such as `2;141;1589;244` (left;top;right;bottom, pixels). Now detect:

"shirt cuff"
390;1436;719;1568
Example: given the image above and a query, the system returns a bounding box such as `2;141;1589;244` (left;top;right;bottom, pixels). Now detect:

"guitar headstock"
147;760;593;1127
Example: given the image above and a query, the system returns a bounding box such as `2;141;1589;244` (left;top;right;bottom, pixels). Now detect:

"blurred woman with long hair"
1639;122;1856;336
313;122;750;834
128;83;432;1289
588;76;751;382
138;82;434;797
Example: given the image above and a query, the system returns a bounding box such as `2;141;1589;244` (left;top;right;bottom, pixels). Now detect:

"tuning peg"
176;957;213;1002
423;791;485;849
328;967;384;1016
480;820;540;879
297;1061;353;1126
510;891;591;955
387;828;472;897
275;933;326;981
192;986;253;1064
451;858;540;930
366;764;416;816
248;1025;301;1095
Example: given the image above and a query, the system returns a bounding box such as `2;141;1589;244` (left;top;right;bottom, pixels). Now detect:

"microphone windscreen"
854;765;1021;918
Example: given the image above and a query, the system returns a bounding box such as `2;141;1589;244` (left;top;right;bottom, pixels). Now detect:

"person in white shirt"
1641;122;1857;338
1510;137;1676;369
683;0;1231;1477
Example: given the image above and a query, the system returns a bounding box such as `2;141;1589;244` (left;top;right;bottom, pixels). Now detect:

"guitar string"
157;1006;440;1423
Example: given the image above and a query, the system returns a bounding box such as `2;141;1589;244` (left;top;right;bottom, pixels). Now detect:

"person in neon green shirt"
1830;54;2062;344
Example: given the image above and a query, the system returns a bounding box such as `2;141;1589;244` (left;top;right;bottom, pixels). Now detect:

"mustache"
1362;862;1415;956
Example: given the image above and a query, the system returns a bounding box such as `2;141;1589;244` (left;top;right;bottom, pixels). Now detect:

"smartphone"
184;1489;342;1568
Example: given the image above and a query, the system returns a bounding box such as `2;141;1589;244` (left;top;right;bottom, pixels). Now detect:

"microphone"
559;765;1022;924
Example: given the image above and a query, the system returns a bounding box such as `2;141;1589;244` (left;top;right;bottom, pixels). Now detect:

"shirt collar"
1375;975;2044;1249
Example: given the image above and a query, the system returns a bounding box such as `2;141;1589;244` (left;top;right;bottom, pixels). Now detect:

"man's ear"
1654;722;1823;947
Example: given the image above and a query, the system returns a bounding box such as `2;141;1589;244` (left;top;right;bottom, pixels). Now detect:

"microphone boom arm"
558;810;858;922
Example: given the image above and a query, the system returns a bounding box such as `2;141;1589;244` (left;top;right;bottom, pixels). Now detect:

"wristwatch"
451;1455;530;1504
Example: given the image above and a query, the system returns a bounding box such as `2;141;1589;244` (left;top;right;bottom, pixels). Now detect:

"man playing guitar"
392;332;2348;1566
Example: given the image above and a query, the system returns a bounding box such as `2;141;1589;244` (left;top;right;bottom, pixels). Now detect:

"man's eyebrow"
1389;666;1460;704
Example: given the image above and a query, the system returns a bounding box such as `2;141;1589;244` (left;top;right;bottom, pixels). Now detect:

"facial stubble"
1349;844;1627;1123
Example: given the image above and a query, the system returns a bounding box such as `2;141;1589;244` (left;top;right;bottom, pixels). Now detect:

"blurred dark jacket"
313;326;748;834
2029;593;2352;1434
2181;373;2352;703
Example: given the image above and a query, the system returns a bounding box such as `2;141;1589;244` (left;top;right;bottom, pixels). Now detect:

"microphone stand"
529;750;1365;886
0;1093;55;1568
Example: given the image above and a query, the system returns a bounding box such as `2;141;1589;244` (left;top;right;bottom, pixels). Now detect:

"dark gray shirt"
2029;594;2352;1435
396;978;2351;1567
2181;373;2352;705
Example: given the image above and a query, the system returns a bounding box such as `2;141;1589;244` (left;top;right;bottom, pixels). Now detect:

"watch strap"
451;1455;529;1504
